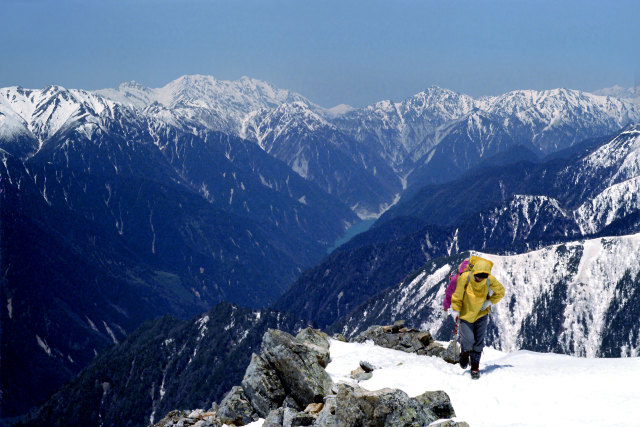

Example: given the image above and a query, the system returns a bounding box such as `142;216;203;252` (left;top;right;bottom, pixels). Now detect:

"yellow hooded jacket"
451;256;505;323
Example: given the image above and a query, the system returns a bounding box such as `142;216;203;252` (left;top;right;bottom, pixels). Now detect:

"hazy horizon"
2;0;639;108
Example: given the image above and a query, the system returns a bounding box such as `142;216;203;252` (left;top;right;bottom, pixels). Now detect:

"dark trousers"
459;315;489;355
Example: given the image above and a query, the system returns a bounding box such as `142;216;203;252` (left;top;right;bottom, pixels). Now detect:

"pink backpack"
442;258;470;310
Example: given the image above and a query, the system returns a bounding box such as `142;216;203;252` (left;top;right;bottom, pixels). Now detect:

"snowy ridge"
579;125;640;185
244;101;335;152
336;86;640;168
477;194;576;244
0;85;122;148
574;177;640;234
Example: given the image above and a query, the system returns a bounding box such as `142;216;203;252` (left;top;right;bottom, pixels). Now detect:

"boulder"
354;324;446;358
331;333;348;342
242;329;333;417
442;340;460;364
359;361;375;373
217;386;257;425
154;409;221;427
413;390;456;419
314;383;443;426
282;407;317;426
262;408;284;427
242;353;287;416
296;328;330;350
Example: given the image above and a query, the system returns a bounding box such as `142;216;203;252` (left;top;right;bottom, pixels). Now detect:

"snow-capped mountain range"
3;75;639;216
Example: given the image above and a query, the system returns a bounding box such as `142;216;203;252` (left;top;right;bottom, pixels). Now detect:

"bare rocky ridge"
155;324;464;427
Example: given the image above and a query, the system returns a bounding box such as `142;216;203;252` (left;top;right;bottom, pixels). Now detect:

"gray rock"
353;372;373;381
242;353;287;417
442;340;460;364
282;407;316;426
263;408;284;427
413;390;456;419
314;383;441;426
430;421;470;427
331;333;347;342
217;386;257;425
353;324;445;360
392;320;405;332
153;409;221;427
296;328;330;349
359;361;375;372
260;329;333;408
242;329;333;417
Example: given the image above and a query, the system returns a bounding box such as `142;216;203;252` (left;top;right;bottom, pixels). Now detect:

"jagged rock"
282;407;317;426
430;421;470;427
263;408;284;427
331;333;348;342
217;385;258;425
442;340;460;364
154;409;221;427
354;324;446;358
413;390;456;419
314;382;445;426
392;320;405;332
359;361;375;372
242;329;333;417
242;353;288;416
296;327;330;349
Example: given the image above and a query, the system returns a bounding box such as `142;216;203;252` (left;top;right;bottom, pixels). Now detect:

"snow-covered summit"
95;75;319;136
0;85;125;156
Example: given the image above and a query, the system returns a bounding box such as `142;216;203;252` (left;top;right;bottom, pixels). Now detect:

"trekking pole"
453;316;459;360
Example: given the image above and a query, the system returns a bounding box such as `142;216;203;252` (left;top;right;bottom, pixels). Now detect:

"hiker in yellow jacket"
450;256;505;379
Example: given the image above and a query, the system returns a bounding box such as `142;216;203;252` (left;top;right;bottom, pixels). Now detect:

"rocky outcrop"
217;386;257;425
242;328;333;416
353;320;447;359
314;383;456;426
155;409;221;427
155;325;464;426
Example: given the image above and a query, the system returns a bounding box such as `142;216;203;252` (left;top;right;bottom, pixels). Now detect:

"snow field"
325;339;640;427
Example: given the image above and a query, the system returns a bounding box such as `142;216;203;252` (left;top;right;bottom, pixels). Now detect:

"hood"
470;255;493;275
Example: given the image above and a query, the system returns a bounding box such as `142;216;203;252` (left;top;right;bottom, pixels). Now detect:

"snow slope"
325;340;640;427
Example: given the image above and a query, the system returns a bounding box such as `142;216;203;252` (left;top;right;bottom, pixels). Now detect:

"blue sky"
2;0;639;107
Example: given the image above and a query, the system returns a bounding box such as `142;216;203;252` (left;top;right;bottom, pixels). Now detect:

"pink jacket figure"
443;258;470;310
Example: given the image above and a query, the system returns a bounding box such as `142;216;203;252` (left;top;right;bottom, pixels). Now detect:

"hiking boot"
459;351;469;369
470;361;480;379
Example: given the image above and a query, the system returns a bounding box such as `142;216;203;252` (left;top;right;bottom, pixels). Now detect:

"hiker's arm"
489;276;505;305
451;273;465;312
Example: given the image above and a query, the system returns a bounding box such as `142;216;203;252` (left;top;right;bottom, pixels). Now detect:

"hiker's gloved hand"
481;300;492;311
451;310;459;320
